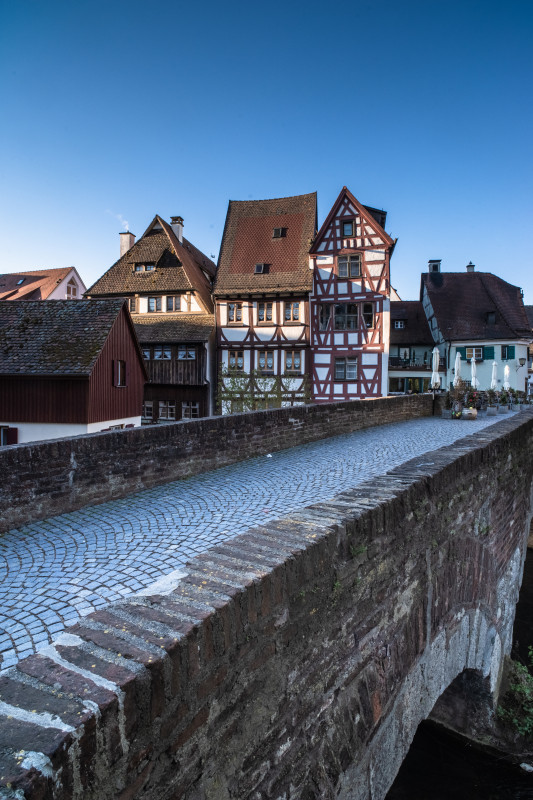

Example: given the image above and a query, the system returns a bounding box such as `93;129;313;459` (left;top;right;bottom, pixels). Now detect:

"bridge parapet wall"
0;394;431;533
1;411;532;799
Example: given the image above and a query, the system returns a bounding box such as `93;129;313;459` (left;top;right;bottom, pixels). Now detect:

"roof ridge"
229;192;317;205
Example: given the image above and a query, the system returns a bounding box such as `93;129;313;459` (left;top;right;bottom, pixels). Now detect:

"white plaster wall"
449;342;530;391
47;269;87;300
3;417;141;445
189;294;201;312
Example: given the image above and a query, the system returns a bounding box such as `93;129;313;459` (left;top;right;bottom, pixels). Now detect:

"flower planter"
498;406;508;414
441;409;452;419
486;406;498;416
462;408;478;420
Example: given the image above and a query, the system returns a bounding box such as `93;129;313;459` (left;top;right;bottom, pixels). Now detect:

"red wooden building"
309;187;395;401
0;300;146;445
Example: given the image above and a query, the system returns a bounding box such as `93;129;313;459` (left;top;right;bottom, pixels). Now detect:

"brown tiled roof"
524;305;533;329
421;272;532;341
0;299;127;376
133;313;214;343
214;193;317;295
0;268;74;301
86;216;215;313
390;301;434;346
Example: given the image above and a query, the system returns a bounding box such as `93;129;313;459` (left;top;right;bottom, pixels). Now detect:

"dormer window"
487;311;496;324
273;228;287;239
254;263;269;274
342;220;354;237
394;320;405;329
134;263;155;272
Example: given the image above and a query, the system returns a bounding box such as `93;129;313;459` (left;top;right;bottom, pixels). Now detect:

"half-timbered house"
0;300;146;445
86;215;216;422
214;193;317;413
309;187;395;401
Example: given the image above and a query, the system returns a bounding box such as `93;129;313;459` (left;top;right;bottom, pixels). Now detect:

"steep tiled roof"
214;193;317;295
133;313;214;343
0;299;127;376
421;272;532;341
86;216;215;313
390;301;434;346
0;268;73;301
524;305;533;329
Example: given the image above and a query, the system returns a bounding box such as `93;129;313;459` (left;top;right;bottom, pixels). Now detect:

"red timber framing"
215;295;310;412
309;187;395;402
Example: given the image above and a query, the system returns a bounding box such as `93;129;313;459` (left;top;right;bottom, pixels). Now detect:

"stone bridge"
1;397;532;799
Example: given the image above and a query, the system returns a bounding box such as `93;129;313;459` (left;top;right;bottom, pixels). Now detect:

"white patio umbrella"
430;347;441;389
503;364;511;390
490;361;498;390
470;357;479;389
453;352;462;387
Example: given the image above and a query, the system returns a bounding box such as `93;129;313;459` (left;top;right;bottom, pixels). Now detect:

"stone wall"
1;411;532;800
0;395;432;533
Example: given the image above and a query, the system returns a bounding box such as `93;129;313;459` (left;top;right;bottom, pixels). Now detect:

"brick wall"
1;411;532;799
0;394;432;533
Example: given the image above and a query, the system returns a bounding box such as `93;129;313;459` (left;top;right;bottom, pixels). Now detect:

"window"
334;357;358;381
167;296;181;312
342;220;354;237
258;350;274;372
159;401;176;420
338;254;361;278
487;311;496;324
145;263;155;271
228;350;244;371
394;320;405;329
16;278;25;286
465;346;483;361
258;302;273;323
334;303;358;330
319;304;331;330
285;350;302;373
178;346;195;360
284;301;300;322
142;401;153;419
148;296;162;312
142;348;151;360
362;303;374;328
501;345;515;360
129;297;136;312
66;278;77;299
182;402;200;419
134;263;155;272
134;265;143;272
114;360;127;387
273;227;287;238
228;302;242;323
154;347;171;360
254;263;269;274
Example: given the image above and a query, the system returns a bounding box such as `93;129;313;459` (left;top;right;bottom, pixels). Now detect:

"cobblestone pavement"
0;413;514;671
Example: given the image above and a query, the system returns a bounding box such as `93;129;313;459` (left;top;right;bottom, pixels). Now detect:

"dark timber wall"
0;394;432;533
1;411;532;799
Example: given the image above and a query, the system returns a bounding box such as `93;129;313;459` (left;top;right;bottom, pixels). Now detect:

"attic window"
394;320;406;329
273;228;287;239
16;278;25;285
342;220;354;237
134;263;155;272
487;311;496;324
254;263;269;274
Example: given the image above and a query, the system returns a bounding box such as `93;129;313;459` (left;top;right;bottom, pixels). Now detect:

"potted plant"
498;390;509;413
486;388;498;416
442;391;453;419
462;388;478;419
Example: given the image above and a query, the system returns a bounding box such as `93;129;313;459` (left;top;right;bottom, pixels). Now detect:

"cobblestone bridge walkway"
0;414;511;671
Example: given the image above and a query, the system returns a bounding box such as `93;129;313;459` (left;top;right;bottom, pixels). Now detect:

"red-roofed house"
86;215;216;422
214;193;317;412
0;267;86;302
309;187;396;401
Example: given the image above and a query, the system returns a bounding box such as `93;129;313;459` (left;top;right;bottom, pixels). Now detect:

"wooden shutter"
112;360;118;386
125;361;129;388
483;346;495;360
508;345;515;359
456;347;467;359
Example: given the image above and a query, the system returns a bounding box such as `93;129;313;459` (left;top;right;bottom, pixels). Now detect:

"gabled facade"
421;262;532;392
214;194;317;413
0;300;146;445
86;215;216;422
309;187;395;401
0;267;86;302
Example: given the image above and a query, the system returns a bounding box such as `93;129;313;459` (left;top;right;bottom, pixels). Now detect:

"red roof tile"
0;268;76;301
390;301;434;345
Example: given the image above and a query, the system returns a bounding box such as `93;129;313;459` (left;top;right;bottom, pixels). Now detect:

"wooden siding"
143;345;206;385
0;377;89;423
88;308;145;423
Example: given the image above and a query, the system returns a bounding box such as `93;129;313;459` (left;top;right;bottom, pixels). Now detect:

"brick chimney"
171;216;184;243
466;261;475;273
120;231;135;257
428;259;441;274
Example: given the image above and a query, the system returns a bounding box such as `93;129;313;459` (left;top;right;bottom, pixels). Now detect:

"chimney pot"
171;216;184;243
120;231;135;257
466;261;475;273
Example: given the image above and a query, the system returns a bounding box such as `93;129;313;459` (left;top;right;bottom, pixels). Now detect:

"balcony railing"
389;357;446;370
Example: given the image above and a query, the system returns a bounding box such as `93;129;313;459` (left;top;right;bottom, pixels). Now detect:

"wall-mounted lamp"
517;357;526;371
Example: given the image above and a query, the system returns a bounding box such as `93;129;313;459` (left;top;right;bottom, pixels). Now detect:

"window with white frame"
362;303;375;329
66;278;78;299
154;347;171;360
465;346;483;361
142;400;153;419
334;357;358;381
159;401;176;420
394;320;405;329
334;303;358;330
178;346;195;360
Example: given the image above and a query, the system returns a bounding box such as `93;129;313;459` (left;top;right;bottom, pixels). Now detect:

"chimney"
120;231;135;257
466;261;475;273
171;216;184;243
428;259;441;274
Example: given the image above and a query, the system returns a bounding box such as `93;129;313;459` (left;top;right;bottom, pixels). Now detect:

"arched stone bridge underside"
1;410;532;800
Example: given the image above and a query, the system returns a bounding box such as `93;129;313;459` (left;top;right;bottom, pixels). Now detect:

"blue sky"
1;0;532;301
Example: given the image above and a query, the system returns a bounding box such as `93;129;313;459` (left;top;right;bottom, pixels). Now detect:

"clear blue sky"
1;0;532;301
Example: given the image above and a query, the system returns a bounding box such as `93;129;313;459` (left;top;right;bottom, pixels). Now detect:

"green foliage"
350;544;367;558
498;646;533;738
